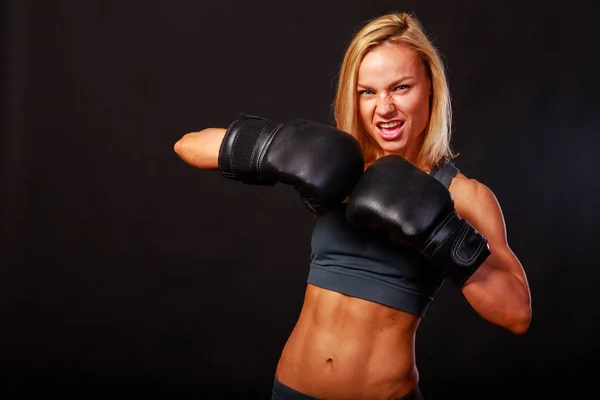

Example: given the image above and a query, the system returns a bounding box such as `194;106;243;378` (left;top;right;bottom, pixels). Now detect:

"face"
357;41;432;163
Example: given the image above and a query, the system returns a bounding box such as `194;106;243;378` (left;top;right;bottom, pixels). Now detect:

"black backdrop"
2;0;599;398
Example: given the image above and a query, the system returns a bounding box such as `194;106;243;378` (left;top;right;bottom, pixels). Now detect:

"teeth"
379;121;402;128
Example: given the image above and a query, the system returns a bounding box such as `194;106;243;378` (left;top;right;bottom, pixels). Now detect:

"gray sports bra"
307;161;459;316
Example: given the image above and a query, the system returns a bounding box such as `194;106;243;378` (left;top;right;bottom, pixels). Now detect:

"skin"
174;40;531;399
357;41;432;163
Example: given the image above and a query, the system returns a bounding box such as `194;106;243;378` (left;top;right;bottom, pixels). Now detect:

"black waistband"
272;376;424;400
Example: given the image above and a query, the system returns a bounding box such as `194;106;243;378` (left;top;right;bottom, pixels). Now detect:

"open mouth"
376;120;405;139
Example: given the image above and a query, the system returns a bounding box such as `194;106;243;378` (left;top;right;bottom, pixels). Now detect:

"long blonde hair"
333;12;455;170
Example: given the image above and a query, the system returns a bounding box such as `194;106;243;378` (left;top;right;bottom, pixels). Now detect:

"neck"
381;143;423;169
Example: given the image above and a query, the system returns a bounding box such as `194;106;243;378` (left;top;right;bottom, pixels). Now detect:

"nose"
376;94;395;116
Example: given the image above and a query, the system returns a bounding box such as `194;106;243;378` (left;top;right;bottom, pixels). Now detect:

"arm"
450;176;532;335
345;156;531;334
173;128;226;170
174;115;365;215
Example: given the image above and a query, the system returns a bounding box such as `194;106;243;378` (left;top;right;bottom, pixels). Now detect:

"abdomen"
276;284;421;400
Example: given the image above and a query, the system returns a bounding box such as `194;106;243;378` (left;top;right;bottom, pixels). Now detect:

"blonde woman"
174;12;531;400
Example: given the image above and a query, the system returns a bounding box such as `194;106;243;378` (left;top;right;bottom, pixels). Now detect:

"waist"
276;285;419;399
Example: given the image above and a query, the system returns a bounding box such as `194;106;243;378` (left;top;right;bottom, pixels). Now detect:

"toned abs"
276;284;421;399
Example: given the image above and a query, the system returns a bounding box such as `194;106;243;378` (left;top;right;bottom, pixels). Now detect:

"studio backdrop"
1;0;599;398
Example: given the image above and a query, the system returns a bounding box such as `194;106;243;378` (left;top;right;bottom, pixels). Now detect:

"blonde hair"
333;12;455;170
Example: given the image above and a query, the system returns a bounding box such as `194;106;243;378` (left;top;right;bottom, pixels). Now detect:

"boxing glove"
346;155;490;287
218;114;364;215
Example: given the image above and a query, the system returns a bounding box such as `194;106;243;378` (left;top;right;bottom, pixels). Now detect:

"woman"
174;12;531;400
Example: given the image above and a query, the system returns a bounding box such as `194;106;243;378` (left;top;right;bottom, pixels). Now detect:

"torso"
275;163;466;400
275;284;420;399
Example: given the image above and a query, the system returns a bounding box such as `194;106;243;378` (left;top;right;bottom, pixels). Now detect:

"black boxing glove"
218;114;365;215
345;155;490;287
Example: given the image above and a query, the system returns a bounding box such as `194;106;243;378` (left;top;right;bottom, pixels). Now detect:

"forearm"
461;255;532;334
174;128;226;170
174;116;365;215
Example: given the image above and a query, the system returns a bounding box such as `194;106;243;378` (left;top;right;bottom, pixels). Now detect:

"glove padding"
218;114;365;215
346;155;490;287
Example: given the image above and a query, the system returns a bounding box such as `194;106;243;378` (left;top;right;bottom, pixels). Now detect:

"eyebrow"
357;76;415;90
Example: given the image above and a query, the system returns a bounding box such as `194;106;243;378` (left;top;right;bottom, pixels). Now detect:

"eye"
358;89;375;96
394;85;411;91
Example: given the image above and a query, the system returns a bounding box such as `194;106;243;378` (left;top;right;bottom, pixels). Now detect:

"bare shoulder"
448;172;506;236
448;172;496;206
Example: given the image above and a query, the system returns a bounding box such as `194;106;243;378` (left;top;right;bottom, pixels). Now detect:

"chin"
378;142;408;157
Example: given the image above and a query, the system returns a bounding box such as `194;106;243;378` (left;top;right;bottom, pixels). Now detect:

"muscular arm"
450;175;532;335
173;128;226;170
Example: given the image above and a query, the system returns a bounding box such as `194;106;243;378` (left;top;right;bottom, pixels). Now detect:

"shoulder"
448;172;489;202
448;173;504;227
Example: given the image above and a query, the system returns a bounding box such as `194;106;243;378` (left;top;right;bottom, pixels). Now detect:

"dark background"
2;0;599;398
